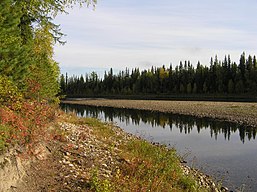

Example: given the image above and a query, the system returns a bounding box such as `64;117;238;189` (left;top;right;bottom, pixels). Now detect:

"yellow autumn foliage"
0;76;23;110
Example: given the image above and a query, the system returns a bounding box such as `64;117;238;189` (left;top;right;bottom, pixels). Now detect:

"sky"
54;0;257;76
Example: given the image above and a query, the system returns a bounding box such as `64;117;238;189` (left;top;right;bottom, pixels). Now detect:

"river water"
61;103;257;191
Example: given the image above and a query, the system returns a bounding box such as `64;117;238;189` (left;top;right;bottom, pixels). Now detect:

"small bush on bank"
0;124;11;151
0;76;23;110
0;100;57;152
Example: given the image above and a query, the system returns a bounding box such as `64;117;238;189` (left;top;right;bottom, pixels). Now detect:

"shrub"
0;107;28;147
0;100;57;150
0;75;23;110
0;124;11;151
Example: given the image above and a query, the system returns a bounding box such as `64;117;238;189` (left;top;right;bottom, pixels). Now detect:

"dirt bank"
62;99;257;128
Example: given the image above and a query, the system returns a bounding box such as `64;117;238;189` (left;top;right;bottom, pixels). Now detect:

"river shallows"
61;103;257;191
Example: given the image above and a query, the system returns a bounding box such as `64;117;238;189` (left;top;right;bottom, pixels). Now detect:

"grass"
89;169;113;192
115;139;198;192
63;113;210;192
0;110;216;191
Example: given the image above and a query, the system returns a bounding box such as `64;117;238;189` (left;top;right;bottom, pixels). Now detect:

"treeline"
61;53;257;97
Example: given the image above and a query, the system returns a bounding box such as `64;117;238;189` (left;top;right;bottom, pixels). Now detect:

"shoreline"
6;114;225;191
62;99;257;128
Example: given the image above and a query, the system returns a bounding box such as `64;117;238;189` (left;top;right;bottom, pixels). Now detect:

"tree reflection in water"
61;103;256;143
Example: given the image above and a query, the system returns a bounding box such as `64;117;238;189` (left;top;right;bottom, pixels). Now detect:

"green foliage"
0;0;31;87
0;0;97;100
17;0;97;44
90;169;113;192
228;79;234;94
114;139;198;191
26;25;60;101
60;74;66;95
0;0;98;153
235;80;244;94
0;125;11;151
0;76;23;109
63;53;257;97
186;83;192;94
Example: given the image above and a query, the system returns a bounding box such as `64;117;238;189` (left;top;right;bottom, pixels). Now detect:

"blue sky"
54;0;257;76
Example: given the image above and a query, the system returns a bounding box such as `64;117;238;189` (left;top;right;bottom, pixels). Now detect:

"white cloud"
54;1;257;75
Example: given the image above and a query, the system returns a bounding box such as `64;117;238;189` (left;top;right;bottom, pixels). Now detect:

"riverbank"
62;99;257;128
2;112;224;191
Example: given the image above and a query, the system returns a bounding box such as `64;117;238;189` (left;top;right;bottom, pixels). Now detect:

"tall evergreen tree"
0;0;31;87
239;52;246;83
60;74;66;94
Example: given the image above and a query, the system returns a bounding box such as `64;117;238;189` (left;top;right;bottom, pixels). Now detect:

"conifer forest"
61;53;257;97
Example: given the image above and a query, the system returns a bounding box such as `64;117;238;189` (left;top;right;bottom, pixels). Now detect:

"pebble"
58;121;223;192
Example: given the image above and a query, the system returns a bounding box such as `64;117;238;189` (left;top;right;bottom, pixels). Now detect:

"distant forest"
60;53;257;97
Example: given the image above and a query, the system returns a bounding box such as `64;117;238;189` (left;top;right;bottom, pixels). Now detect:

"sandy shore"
62;99;257;128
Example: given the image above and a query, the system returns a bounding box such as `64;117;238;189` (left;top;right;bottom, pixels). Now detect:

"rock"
220;186;229;191
31;143;50;160
56;121;224;192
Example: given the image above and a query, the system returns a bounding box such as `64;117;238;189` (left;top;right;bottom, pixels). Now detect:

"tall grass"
114;139;198;191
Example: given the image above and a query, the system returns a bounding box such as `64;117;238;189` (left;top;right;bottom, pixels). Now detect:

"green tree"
16;0;97;43
186;83;192;94
253;56;257;69
228;79;234;94
203;82;208;93
61;53;257;97
0;0;31;88
27;25;60;100
192;83;197;94
1;0;97;99
239;52;246;82
60;74;66;94
235;80;244;94
179;84;185;93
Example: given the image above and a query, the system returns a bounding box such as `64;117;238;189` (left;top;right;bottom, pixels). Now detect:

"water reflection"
61;103;256;143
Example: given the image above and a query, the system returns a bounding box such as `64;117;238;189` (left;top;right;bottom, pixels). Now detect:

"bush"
0;124;11;151
0;76;23;110
0;100;57;150
0;107;27;148
0;76;58;151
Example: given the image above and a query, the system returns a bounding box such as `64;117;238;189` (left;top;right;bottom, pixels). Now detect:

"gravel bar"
62;99;257;128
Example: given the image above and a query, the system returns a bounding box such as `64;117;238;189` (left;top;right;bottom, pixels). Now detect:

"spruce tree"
0;0;30;87
239;52;246;83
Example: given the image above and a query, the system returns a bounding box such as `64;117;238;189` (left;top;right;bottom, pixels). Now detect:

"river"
61;103;257;191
